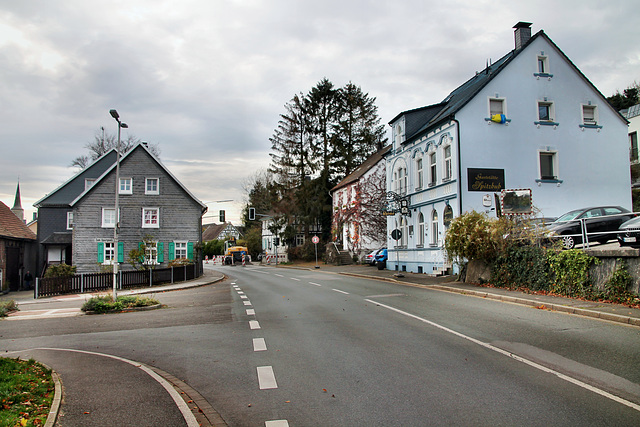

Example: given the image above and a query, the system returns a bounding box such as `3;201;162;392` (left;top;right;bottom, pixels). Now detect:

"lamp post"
109;109;128;300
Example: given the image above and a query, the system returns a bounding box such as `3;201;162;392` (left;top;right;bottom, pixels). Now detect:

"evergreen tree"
607;82;640;111
307;78;340;177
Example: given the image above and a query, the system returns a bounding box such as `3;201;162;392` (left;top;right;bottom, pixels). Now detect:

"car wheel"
562;235;575;249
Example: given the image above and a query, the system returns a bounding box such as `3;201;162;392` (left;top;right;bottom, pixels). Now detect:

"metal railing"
34;263;201;298
545;211;637;249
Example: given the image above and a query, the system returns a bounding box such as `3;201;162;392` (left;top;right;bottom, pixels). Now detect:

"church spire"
11;181;25;222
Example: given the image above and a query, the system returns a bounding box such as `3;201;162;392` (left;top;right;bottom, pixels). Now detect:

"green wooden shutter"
168;242;175;261
138;242;145;263
187;242;194;260
157;242;164;263
117;242;124;263
97;242;104;263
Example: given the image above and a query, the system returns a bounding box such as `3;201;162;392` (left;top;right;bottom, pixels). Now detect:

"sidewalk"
270;261;640;327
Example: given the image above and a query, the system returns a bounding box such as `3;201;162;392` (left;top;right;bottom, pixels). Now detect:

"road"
2;264;640;426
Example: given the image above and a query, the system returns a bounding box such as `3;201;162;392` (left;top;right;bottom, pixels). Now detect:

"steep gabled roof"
69;143;207;212
0;201;37;240
331;145;392;192
34;149;118;207
392;29;627;145
202;222;242;241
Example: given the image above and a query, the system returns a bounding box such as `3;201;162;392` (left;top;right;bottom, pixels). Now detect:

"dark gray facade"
70;144;206;273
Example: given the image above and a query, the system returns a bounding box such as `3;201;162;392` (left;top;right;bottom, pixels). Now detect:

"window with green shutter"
157;242;164;263
168;242;175;261
118;242;124;263
97;242;104;263
187;242;194;260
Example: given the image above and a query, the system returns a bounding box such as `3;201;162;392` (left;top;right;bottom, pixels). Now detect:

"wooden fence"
35;263;202;298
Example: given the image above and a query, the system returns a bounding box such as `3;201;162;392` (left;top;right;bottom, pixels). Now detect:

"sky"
1;0;638;225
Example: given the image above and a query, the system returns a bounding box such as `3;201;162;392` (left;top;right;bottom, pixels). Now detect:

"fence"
541;211;637;249
35;263;202;298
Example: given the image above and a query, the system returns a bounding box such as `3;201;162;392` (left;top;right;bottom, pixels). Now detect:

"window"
443;146;452;181
85;179;96;190
416;158;423;190
119;178;132;194
630;132;638;162
539;151;557;180
102;208;116;228
489;98;505;116
431;210;439;246
582;105;597;125
538;101;554;122
537;55;549;74
146;178;159;195
104;242;115;265
66;212;74;230
142;207;160;228
296;234;305;247
417;213;425;247
145;242;158;265
396;167;407;194
174;241;187;259
400;217;408;247
429;152;437;186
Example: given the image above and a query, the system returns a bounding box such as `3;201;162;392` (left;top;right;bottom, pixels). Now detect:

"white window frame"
581;104;597;125
537;55;549;74
66;211;74;230
443;145;452;181
174;241;187;259
145;177;159;195
102;208;116;228
119;177;132;195
431;210;439;246
489;97;506;117
417;212;425;247
630;131;639;162
429;152;437;186
85;179;96;191
145;241;158;265
104;242;115;265
538;150;558;180
537;100;555;122
142;207;160;228
416;158;423;190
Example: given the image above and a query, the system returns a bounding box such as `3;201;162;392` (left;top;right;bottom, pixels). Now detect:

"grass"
0;300;18;318
81;294;160;314
0;358;53;426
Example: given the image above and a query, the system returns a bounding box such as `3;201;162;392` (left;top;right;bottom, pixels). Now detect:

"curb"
45;369;62;427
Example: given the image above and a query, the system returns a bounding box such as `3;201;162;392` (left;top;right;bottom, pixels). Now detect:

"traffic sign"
312;236;320;244
391;229;402;240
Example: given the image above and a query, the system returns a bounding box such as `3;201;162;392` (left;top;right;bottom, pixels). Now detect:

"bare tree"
70;127;161;169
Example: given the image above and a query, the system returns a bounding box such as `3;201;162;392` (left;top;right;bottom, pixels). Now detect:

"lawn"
0;358;53;426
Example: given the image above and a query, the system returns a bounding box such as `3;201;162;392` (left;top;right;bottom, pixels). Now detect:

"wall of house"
36;206;72;276
72;148;203;273
458;36;631;218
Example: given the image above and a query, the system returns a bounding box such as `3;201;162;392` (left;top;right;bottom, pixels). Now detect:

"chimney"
513;22;532;50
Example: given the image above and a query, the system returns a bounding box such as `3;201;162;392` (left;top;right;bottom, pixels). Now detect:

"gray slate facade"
70;144;206;273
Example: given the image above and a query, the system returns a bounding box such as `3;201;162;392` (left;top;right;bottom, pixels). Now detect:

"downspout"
452;117;463;216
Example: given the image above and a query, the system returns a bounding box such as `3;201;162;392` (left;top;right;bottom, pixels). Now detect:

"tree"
307;78;340;177
70;128;161;169
607;82;640;111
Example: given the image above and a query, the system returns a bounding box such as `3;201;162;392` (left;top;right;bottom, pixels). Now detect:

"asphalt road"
2;264;640;426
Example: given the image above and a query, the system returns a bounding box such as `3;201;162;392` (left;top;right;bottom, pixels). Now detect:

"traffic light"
249;207;255;221
273;237;280;246
219;210;225;222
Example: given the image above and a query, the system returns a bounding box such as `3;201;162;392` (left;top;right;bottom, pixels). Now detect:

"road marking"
6;308;82;320
274;274;284;277
257;366;278;389
240;295;248;299
249;320;261;330
309;282;322;287
265;421;289;427
237;291;245;294
366;293;405;298
332;288;349;295
365;299;640;413
246;309;255;316
253;338;267;352
290;277;301;281
243;300;252;306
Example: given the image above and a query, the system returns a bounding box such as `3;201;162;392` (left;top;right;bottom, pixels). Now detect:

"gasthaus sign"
467;168;505;192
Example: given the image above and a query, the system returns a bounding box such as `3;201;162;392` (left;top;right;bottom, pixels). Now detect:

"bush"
547;249;600;298
491;244;550;291
602;259;635;304
287;240;317;261
444;211;502;263
44;264;76;278
81;295;160;313
0;300;18;317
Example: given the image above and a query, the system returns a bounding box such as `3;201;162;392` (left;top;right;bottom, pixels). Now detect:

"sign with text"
467;168;505;192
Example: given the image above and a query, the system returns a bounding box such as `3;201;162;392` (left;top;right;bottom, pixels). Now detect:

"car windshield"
554;210;584;222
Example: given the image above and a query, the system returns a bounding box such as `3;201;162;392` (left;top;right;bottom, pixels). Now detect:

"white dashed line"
257;366;278;389
265;421;289;427
246;309;255;316
253;338;267;352
237;291;245;294
274;274;284;277
249;320;261;330
332;288;349;295
290;277;301;281
243;300;252;306
240;295;248;299
309;282;322;287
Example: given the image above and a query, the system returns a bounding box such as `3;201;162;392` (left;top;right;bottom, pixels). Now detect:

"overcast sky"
1;0;638;225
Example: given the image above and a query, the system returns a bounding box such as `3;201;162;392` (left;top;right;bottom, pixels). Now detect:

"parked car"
545;206;634;249
365;249;383;266
617;216;640;248
375;248;388;270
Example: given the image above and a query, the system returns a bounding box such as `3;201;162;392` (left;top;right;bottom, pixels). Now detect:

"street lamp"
109;109;128;300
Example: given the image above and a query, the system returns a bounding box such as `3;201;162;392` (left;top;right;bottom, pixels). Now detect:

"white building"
386;22;631;274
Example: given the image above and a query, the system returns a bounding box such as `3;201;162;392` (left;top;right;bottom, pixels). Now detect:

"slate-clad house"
386;22;631;274
34;150;118;276
69;143;207;273
0;201;37;292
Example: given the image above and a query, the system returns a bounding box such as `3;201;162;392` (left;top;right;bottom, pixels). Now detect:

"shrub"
602;259;635;304
0;300;19;317
491;244;550;291
547;249;600;298
444;211;502;263
287;240;317;261
44;264;76;278
168;258;192;267
81;295;160;313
